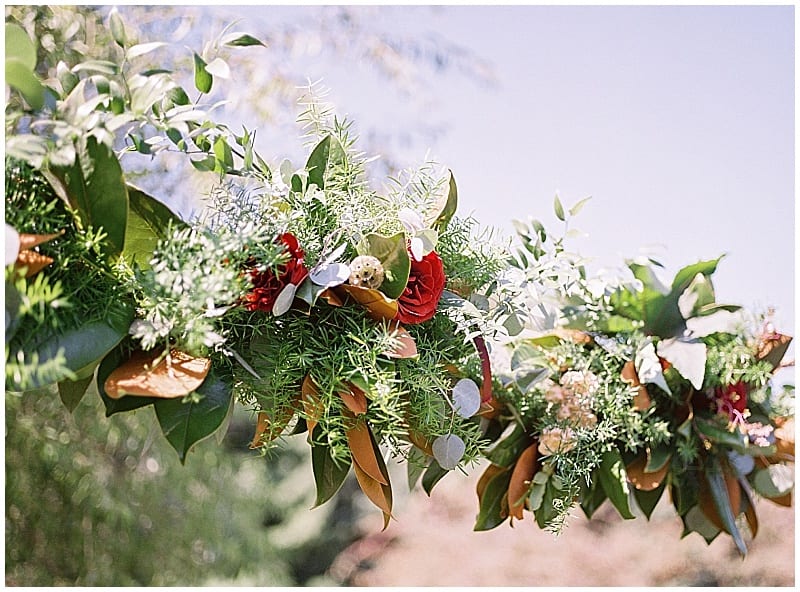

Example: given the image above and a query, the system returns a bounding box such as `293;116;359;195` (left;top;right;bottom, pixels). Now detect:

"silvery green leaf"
452;378;481;418
635;340;671;395
272;283;297;316
126;42;168;60
5;224;20;265
432;434;465;470
398;207;424;233
503;312;524;336
657;337;706;390
309;263;350;288
204;58;230;79
593;334;620;355
279;159;293;185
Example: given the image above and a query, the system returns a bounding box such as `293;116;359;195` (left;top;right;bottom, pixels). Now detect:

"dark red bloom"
714;381;748;422
244;233;308;313
395;251;445;325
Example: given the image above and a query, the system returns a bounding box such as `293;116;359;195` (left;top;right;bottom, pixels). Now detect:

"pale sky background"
203;4;794;337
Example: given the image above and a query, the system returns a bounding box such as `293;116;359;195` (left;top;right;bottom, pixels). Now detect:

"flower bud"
348;255;385;289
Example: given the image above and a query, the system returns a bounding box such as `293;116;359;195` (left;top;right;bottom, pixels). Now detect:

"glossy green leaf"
193;53;212;93
154;371;234;463
311;428;352;507
213;136;233;172
485;424;530;468
97;345;158;417
123;186;183;269
645;445;672;473
421;460;448;496
305;134;345;190
597;449;635;519
5;23;37;69
6;59;44;110
58;372;95;413
363;232;411;300
634;480;667;519
474;467;512;531
534;478;562;528
406;446;428;490
671;257;723;295
431;170;458;231
694;419;749;454
670;472;699;517
682;505;721;543
44;137;129;257
580;475;607;519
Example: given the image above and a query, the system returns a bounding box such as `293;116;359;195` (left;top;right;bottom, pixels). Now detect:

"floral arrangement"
474;209;794;555
5;11;793;550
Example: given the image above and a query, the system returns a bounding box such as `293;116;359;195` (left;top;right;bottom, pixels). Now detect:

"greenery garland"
5;9;793;555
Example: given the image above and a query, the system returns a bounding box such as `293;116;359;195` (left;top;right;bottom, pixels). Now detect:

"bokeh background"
5;4;795;586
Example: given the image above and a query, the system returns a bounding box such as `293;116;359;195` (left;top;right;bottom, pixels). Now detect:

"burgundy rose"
713;381;748;422
395;251;445;324
244;233;308;313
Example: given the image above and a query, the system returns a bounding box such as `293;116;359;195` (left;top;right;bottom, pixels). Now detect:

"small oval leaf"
452;378;481;418
432;433;465;470
272;282;297;316
310;262;350;288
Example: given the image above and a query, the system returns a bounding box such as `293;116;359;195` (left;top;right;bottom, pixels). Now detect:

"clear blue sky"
214;5;795;335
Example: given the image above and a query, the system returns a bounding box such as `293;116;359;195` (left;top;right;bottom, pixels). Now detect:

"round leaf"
452;378;481;418
432;433;465;470
310;262;350;288
272;283;297;316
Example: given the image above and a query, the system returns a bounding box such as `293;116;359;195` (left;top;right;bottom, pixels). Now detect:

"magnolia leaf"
474;466;512;531
421;460;448;495
739;480;759;538
620;360;651;411
272;282;297;316
58;372;95;413
305;134;345;190
311;428;351;508
756;334;792;371
15;249;53;277
296;277;332;308
657;337;707;390
337;284;398;321
18;231;62;251
597;449;636;519
97;345;158;416
383;324;418;359
123;185;183;269
362;232;411;299
476;463;508;505
694;419;749;454
43;137;128;257
301;375;324;436
452;378;481;418
407;429;434;457
432;433;465;470
407;446;428;490
346;421;388;485
353;461;393;529
485;424;530;468
580;476;607;519
340;383;368;415
154;371;233;463
635;340;671;395
249;398;298;449
5;224;20;265
473;335;494;403
508;442;539;520
683;505;722;543
309;262;350;288
104;348;211;399
645;445;673;473
703;463;747;555
626;453;670;492
634;481;667;519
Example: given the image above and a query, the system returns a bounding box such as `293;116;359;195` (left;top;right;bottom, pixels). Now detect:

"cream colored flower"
538;427;576;455
560;369;600;397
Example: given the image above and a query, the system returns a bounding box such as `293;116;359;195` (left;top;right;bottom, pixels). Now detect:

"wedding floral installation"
5;11;793;556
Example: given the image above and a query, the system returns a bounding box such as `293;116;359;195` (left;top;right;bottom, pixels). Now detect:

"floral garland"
4;12;793;552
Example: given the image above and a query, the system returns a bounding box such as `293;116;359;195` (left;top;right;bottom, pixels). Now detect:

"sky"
216;4;795;335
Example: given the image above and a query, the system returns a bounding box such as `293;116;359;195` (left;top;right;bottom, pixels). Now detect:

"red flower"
244;233;308;313
714;381;748;422
395;251;445;324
